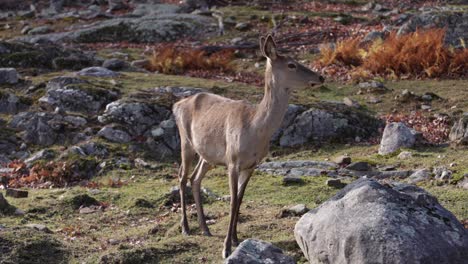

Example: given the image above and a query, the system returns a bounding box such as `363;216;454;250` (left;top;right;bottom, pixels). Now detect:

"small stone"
333;155;352;165
108;239;119;245
449;163;457;167
206;219;216;225
408;169;431;184
367;96;382;104
21;25;32;34
283;176;304;185
79;207;97;214
76;67;119;77
28;26;52;35
398;151;413;160
346;162;371;171
421;104;431;110
343;97;360;108
278;204;308;218
235;22;251;31
326;178;346;188
25;224;52;233
6;189;29;198
130;59;150;68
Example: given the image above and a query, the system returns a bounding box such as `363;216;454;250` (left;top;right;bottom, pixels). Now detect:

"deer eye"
287;63;297;69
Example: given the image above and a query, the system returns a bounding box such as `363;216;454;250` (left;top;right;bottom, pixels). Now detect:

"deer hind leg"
190;159;212;236
178;142;196;236
223;164;239;259
231;168;254;246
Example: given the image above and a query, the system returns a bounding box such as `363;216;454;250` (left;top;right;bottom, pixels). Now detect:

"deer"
172;34;324;258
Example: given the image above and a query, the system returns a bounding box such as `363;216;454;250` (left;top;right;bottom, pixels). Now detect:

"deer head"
260;35;324;92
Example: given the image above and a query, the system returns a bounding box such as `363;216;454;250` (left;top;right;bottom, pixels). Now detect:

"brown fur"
172;35;324;258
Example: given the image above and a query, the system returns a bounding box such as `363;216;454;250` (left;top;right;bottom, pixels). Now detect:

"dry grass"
146;45;234;74
318;29;468;79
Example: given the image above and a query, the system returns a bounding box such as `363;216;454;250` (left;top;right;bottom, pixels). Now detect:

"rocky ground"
0;0;467;263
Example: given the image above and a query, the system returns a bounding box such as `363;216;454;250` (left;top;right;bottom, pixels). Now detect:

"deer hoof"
222;248;231;259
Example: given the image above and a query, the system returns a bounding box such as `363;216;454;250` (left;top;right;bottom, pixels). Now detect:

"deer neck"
253;61;290;138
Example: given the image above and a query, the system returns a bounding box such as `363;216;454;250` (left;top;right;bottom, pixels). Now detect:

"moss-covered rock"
0;41;99;70
99;247;161;264
64;193;100;210
0;228;70;264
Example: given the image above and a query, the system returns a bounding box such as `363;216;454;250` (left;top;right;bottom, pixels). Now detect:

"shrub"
147;45;234;74
318;29;468;79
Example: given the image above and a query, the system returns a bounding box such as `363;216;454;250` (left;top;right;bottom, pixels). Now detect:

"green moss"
0;228;70;264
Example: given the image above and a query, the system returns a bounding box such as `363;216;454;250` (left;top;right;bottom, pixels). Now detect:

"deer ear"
263;35;278;60
259;36;266;57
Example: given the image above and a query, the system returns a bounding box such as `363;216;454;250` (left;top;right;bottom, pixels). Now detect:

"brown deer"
173;34;324;258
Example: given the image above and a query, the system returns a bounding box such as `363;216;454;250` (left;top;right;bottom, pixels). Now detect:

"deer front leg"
223;165;239;258
191;160;212;236
231;168;253;246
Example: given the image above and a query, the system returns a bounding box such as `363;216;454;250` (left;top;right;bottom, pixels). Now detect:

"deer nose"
319;76;325;83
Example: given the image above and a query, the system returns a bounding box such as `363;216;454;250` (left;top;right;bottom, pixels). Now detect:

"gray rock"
258;160;338;178
78;141;109;157
102;58;129;71
0;154;11;166
457;175;468;190
326;178;346;188
98;100;170;136
25;224;52;233
433;167;452;181
15;14;214;44
279;102;381;147
379;122;416;155
107;0;128;11
9;112;88;146
76;66;119;77
398;11;468;48
98;126;131;143
346;161;371;171
0;41;99;70
235;22;251;31
0;93;30;114
225;239;295;264
343;97;360;108
295;178;468;264
0;68;19;84
332;155;351;165
449;114;468;145
28;26;52;35
362;31;385;42
398;151;413;159
151;86;206;98
279;204;308;218
271;104;305;143
39;76;118;114
357;81;388;94
0;193;17;215
24;149;55;165
408;169;431;184
130;59;150;68
131;3;180;17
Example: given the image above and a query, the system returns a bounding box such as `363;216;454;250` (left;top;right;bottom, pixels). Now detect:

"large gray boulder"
14;13;214;44
295;178;468;264
0;41;99;70
449;114;468;145
9;112;88;146
398;11;468;48
278;102;381;147
225;239;295;264
98;100;170;136
39;76;119;114
378;122;416;155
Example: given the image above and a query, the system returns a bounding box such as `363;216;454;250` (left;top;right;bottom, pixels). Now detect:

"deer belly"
191;135;228;166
